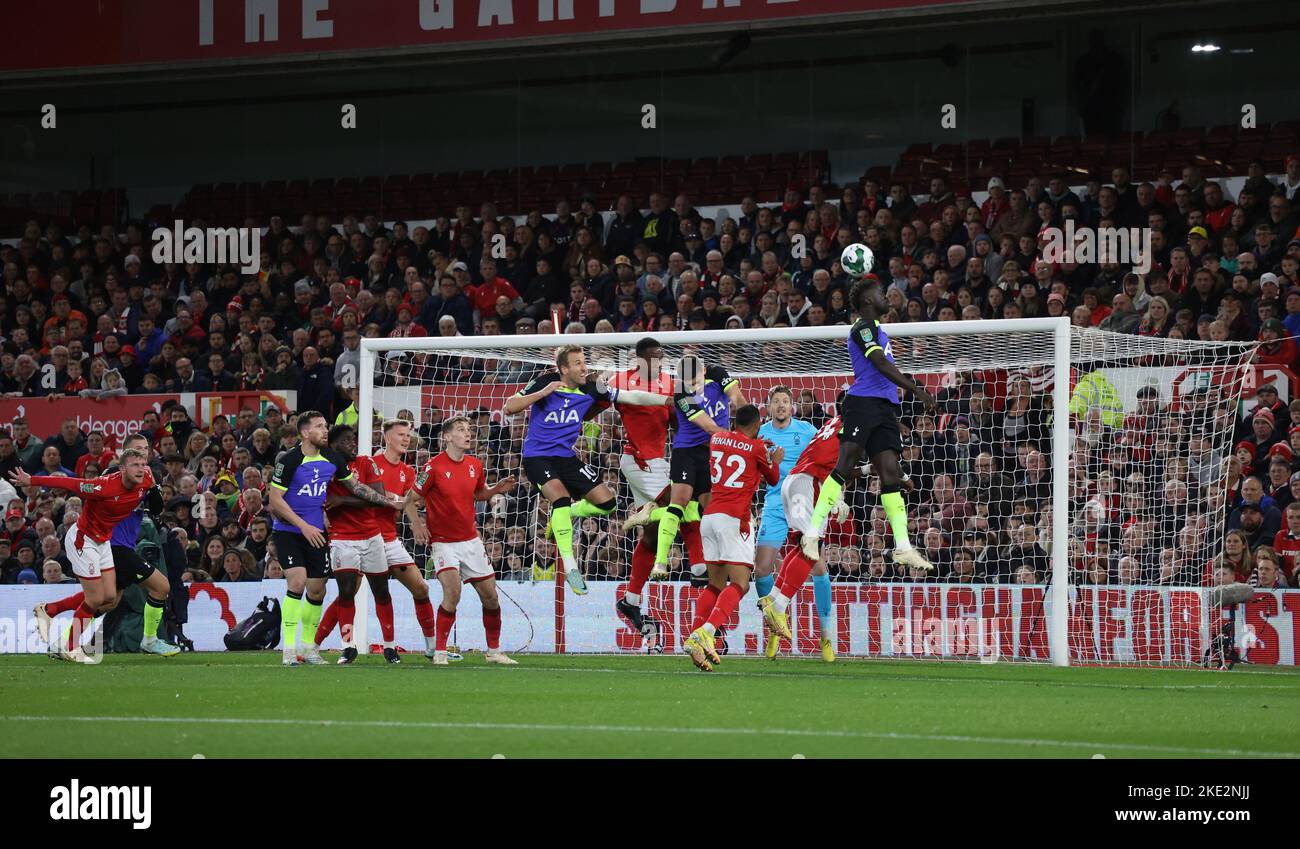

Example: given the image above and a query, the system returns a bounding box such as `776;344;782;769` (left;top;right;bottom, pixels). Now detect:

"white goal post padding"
358;321;1258;667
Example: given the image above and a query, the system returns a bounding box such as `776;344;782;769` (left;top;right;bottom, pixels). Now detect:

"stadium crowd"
2;150;1300;591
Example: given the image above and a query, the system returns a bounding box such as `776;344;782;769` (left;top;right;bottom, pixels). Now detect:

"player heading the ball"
504;344;670;595
802;266;937;573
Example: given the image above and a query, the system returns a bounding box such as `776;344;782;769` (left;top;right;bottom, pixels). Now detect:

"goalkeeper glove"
832;498;852;523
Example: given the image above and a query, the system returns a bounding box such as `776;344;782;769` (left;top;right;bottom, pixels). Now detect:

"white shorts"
619;454;671;507
781;473;818;537
65;525;113;580
383;538;416;569
330;535;388;575
431;537;494;583
701;513;755;568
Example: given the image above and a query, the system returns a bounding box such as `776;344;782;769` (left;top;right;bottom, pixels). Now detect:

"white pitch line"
1;714;1292;758
462;662;1300;692
23;655;1290;692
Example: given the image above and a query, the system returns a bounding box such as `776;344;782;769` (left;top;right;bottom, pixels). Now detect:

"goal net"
357;321;1256;666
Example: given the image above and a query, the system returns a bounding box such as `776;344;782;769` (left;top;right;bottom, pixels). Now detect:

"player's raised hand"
8;468;31;488
770;445;785;466
302;525;327;548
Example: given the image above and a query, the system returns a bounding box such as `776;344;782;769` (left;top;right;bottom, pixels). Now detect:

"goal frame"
359;317;1074;665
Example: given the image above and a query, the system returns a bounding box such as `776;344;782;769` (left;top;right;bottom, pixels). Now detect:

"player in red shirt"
414;415;517;665
683;405;782;671
307;424;402;664
371;419;445;658
607;337;675;643
316;419;447;663
757;413;856;650
11;448;155;662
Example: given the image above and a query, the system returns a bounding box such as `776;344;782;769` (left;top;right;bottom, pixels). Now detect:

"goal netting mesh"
359;324;1256;666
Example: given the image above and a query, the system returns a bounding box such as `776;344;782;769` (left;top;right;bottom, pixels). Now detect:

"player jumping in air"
315;419;444;664
801;278;937;570
607;337;674;644
683;404;781;672
504;344;669;595
268;411;396;666
13;445;166;662
414;416;519;665
637;353;745;583
751;386;832;661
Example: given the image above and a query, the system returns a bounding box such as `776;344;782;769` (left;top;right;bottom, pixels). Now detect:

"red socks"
483;607;502;650
69;602;96;651
692;585;720;632
414;598;436;638
682;520;704;569
315;600;339;645
435;605;456;651
706;584;744;631
776;545;817;599
628;539;654;596
375;597;395;643
46;592;85;617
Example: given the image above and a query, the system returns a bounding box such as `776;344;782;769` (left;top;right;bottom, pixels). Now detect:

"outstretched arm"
13;471;101;497
326;480;388;509
341;476;402;510
475;476;517;501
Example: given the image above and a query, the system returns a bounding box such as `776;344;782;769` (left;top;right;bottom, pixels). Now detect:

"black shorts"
669;443;712;495
110;545;156;588
523;455;601;500
273;530;331;579
839;394;904;457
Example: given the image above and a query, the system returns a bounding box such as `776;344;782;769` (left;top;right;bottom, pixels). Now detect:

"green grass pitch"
1;653;1297;758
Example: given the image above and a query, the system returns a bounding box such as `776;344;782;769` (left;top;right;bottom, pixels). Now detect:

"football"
840;243;875;277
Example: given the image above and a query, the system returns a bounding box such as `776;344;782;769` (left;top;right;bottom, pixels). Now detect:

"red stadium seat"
716;155;746;174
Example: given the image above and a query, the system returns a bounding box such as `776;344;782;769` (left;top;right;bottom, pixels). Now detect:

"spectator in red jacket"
981;177;1010;229
470;257;523;321
1255;319;1298;372
73;431;115;478
1202;182;1236;235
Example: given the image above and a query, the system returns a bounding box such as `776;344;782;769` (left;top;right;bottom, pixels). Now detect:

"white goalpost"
357;320;1256;667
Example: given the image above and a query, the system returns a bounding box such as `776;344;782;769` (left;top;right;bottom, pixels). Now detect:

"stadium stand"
1;125;1299;594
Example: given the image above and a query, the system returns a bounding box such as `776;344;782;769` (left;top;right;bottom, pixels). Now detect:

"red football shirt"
1273;529;1300;580
372;451;416;542
469;278;521;316
791;415;841;479
326;457;384;540
704;430;778;531
608;366;673;460
34;468;155;543
417;452;483;543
